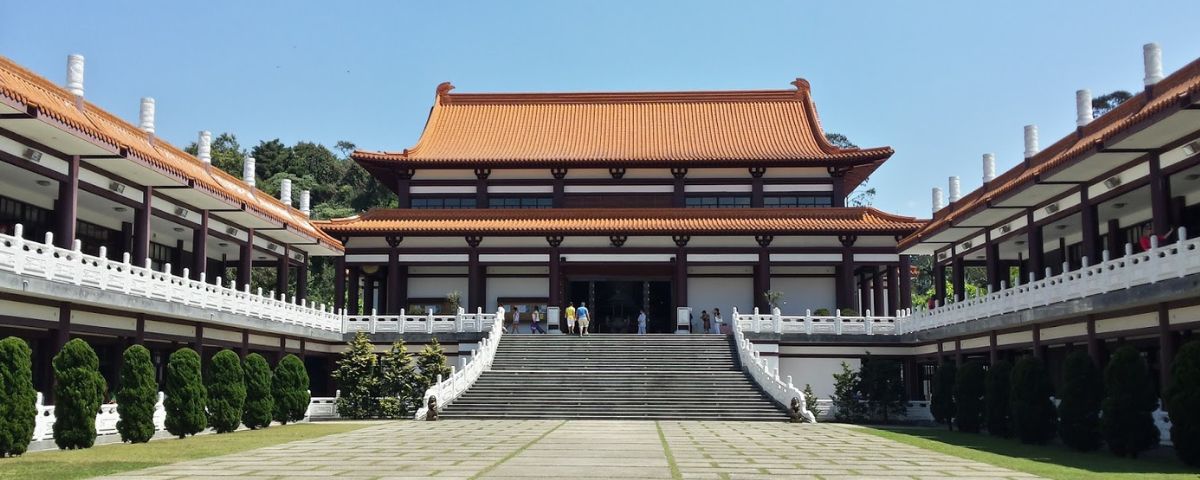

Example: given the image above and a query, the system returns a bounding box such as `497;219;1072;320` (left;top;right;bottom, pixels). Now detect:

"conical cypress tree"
52;338;105;450
1010;356;1056;444
0;337;36;457
206;350;246;433
242;353;274;429
1101;346;1159;457
1167;341;1200;466
1057;350;1103;451
930;361;956;430
415;339;452;399
332;332;378;419
272;354;310;425
985;360;1012;438
164;348;207;438
954;361;985;433
378;340;417;418
116;345;157;443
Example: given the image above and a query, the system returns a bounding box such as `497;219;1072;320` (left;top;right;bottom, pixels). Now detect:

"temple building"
317;80;924;333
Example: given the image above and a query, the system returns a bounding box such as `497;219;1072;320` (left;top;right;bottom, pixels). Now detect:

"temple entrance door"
566;280;672;333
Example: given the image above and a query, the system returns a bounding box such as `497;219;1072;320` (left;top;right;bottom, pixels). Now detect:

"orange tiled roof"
0;55;342;252
315;207;925;236
353;80;892;188
899;56;1200;250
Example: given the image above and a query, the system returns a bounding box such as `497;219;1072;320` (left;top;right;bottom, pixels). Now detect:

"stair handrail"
731;307;816;423
415;306;506;420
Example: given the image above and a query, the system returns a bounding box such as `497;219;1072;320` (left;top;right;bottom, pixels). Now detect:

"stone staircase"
439;334;789;421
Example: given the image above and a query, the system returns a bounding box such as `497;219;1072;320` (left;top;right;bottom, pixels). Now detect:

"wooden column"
475;169;490;209
754;248;771;311
275;245;290;300
547;238;562;308
985;240;1001;290
1080;189;1100;264
348;266;361;315
951;255;965;301
386;253;400;314
333;255;346;312
749;168;765;208
934;260;947;306
363;277;376;314
837;251;855;310
1159;304;1176;401
831;174;846;207
467;250;482;311
396;170;413;209
192;209;209;281
1106;219;1122;259
133;186;153;265
989;330;998;365
954;338;963;366
193;324;204;359
237;228;253;289
673;243;688;309
54;155;80;249
1027;216;1044;280
886;265;899;316
898;255;913;310
671;168;687;208
1086;315;1101;367
1149;154;1171;237
1032;324;1043;360
871;267;885;316
551;168;567;207
296;252;309;302
240;330;249;358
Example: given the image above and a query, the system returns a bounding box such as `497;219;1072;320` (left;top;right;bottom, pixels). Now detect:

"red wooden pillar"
275;245;290;300
296;252;309;302
886;265;899;316
871;267;885;316
347;266;361;315
55;156;80;249
1080;189;1100;265
1027;215;1044;280
951;255;965;301
1149;154;1171;237
1159;304;1176;401
237;228;253;289
133;186;154;265
754;248;771;311
192;209;209;281
898;255;913;311
333;256;346;312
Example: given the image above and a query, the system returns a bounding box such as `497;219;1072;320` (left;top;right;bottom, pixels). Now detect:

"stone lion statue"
425;396;439;421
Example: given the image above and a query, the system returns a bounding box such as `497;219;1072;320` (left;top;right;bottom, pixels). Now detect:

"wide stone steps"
440;334;787;421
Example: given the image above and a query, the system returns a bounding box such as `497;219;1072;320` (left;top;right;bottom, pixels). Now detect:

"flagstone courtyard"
96;420;1037;479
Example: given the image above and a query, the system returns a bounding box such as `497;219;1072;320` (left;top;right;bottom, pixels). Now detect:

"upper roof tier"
354;79;893;189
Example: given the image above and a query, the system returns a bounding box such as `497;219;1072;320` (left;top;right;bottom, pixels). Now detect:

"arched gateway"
315;79;922;332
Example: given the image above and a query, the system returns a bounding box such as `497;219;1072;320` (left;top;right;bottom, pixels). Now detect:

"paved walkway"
100;420;1039;479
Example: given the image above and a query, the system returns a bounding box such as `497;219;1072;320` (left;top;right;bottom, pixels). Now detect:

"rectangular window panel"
764;195;833;208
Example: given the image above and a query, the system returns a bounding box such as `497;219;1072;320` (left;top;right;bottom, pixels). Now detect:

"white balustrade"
415;307;507;420
342;307;498;334
731;307;816;423
734;307;908;336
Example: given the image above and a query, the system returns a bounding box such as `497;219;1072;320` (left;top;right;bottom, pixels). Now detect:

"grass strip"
859;426;1199;480
0;422;370;480
468;420;566;480
655;421;684;480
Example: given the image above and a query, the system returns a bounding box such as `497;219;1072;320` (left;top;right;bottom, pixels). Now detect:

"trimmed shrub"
52;338;105;450
812;308;831;316
378;340;417;418
984;360;1012;438
1010;356;1056;444
838;308;859;316
272;354;309;425
1057;350;1103;451
1101;346;1159;457
803;383;821;418
860;355;906;423
954;361;985;433
115;344;157;443
332;332;378;419
206;350;246;433
1167;341;1200;466
164;348;207;438
0;337;36;457
830;361;864;423
930;362;956;430
415;339;452;397
242;353;274;429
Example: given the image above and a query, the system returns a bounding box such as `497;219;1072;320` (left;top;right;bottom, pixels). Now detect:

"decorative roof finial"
790;77;810;94
436;82;455;97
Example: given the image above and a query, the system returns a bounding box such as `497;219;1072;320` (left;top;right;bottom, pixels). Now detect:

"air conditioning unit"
1000;224;1012;234
1103;175;1122;189
173;206;188;219
108;181;126;194
267;243;278;252
225;227;238;236
1183;141;1200;157
1044;203;1060;214
22;148;42;163
961;241;973;250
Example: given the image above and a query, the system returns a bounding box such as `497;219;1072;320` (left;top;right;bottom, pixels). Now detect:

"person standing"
509;304;520;334
712;307;724;334
565;302;577;335
530;306;546;334
637;309;647;335
701;310;711;334
576;302;590;336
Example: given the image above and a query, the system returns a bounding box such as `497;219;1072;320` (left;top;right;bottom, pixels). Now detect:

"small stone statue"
425;396;439;421
789;397;804;423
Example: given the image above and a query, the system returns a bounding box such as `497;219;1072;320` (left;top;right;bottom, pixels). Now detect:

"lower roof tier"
315;207;924;237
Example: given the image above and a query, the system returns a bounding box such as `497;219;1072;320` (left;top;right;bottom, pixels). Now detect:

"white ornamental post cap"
299;190;311;216
197;131;212;164
280;178;292;206
138;97;156;134
1144;42;1163;86
243;156;256;188
948;176;961;203
1023;125;1040;158
66;54;85;97
982;153;996;183
932;187;944;213
1076;89;1093;126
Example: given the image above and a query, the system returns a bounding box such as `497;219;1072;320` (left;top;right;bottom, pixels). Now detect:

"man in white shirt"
637;309;647;335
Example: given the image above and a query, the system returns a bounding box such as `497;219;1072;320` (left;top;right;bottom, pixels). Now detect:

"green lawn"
860;426;1200;480
0;422;372;480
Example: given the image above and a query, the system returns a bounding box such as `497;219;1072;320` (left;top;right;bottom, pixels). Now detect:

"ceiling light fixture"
113;206;127;213
36;180;51;187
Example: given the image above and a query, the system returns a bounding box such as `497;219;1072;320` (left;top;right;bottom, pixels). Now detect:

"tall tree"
241;353;274;430
52;339;106;450
930;361;956;430
984;360;1012;438
378;340;418;418
859;355;906;423
333;332;378;419
954;361;986;433
164;348;207;438
1092;90;1133;118
1101;346;1160;457
1058;350;1103;451
830;361;864;423
272;354;310;425
1010;356;1056;444
0;337;36;457
1167;341;1200;466
206;350;246;434
116;345;157;443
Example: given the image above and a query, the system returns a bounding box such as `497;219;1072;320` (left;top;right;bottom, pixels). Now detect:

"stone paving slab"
95;420;1040;479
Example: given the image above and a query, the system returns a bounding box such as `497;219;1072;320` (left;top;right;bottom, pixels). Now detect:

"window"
75;220;116;257
685;196;750;208
489;197;553;209
411;197;477;209
763;194;833;208
0;195;51;238
149;242;174;272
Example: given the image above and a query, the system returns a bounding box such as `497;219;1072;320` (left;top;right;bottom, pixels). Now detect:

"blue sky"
2;1;1197;217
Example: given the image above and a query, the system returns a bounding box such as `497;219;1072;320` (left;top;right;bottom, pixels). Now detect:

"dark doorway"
567;280;672;333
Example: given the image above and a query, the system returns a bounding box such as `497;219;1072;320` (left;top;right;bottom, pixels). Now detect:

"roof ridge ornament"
436;82;455;100
790;77;810;95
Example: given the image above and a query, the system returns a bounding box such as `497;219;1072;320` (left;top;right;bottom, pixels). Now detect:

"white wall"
779;357;861;400
485;277;548;311
407;277;469;304
687;277;752;315
770;277;836;314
